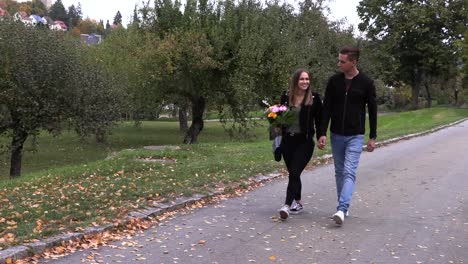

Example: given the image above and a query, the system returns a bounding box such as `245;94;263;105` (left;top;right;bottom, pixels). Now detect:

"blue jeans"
331;133;364;213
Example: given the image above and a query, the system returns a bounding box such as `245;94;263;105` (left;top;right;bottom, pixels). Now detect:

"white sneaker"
333;210;345;225
279;205;290;220
345;210;350;217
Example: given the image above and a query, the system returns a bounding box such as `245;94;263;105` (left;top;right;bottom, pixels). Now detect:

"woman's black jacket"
279;92;324;141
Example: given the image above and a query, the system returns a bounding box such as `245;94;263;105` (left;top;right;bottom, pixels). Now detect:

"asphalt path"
41;121;468;264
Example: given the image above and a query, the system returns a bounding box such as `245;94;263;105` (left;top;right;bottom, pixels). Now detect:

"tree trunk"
183;96;205;144
411;83;420;109
178;106;188;132
423;76;432;108
454;89;459;105
411;68;422;109
95;129;107;144
10;129;28;178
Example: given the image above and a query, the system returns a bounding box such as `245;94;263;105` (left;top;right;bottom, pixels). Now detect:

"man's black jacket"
319;72;377;139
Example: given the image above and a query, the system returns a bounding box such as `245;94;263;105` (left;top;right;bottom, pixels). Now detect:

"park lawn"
0;106;467;249
372;106;468;140
0;120;266;178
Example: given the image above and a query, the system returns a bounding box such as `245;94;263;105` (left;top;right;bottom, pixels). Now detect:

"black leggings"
280;134;315;206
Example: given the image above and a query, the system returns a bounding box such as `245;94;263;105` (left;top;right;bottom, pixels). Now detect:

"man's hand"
318;136;327;150
366;138;376;152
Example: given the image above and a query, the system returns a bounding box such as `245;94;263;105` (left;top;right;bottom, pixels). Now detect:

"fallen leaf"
34;219;43;233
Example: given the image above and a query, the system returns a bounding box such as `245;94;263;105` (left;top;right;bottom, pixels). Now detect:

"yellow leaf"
34;219;43;233
5;257;13;264
54;246;65;254
269;255;277;261
6;233;15;243
6;220;17;226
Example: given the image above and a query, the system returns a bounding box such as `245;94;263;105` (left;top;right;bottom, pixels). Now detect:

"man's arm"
318;78;333;150
367;79;377;152
319;78;333;137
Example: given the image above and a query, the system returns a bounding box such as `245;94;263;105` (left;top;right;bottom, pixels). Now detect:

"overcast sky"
59;0;361;34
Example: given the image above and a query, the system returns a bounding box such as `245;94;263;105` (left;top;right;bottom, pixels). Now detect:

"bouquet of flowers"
264;103;297;162
265;104;296;128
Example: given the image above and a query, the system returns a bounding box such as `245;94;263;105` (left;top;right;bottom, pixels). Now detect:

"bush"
392;84;412;109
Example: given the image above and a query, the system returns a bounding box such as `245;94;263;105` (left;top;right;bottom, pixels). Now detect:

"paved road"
42;121;468;264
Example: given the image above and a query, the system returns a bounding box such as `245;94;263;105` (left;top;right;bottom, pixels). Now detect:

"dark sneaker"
279;205;289;220
290;201;303;214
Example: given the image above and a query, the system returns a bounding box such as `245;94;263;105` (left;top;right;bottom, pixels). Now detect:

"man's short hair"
340;46;360;62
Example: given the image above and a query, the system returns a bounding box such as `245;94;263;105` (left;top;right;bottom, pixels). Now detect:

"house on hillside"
0;7;8;20
43;16;54;26
13;11;33;26
30;14;47;27
80;33;103;45
50;20;67;31
110;24;121;30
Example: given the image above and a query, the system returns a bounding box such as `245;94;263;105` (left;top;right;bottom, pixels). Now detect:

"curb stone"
0;246;29;264
1;117;467;264
29;233;84;253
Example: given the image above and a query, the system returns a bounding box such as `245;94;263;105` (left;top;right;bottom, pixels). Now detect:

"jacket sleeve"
367;80;378;139
319;78;333;137
313;93;324;140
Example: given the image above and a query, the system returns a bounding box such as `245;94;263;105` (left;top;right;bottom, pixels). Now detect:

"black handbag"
272;135;282;162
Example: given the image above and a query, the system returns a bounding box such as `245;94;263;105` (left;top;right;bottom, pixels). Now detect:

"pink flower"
270;105;280;113
279;105;287;112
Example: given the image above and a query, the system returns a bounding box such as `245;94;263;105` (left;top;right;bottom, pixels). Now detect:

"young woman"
278;69;324;220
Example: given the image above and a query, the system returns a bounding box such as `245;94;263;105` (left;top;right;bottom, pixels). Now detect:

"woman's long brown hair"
288;68;314;106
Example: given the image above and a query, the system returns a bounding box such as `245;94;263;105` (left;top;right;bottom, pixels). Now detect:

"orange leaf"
34;220;43;233
6;220;17;226
6;233;15;243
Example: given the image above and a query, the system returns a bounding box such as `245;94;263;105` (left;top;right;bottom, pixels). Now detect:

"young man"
318;46;377;225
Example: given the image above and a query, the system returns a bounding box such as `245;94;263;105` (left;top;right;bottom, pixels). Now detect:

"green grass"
0;106;467;249
374;106;467;140
0;121;265;177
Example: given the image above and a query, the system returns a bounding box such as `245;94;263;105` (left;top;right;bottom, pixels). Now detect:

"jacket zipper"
342;91;348;133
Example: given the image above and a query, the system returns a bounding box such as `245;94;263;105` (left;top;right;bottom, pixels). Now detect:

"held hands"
366;138;376;152
318;136;327;150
